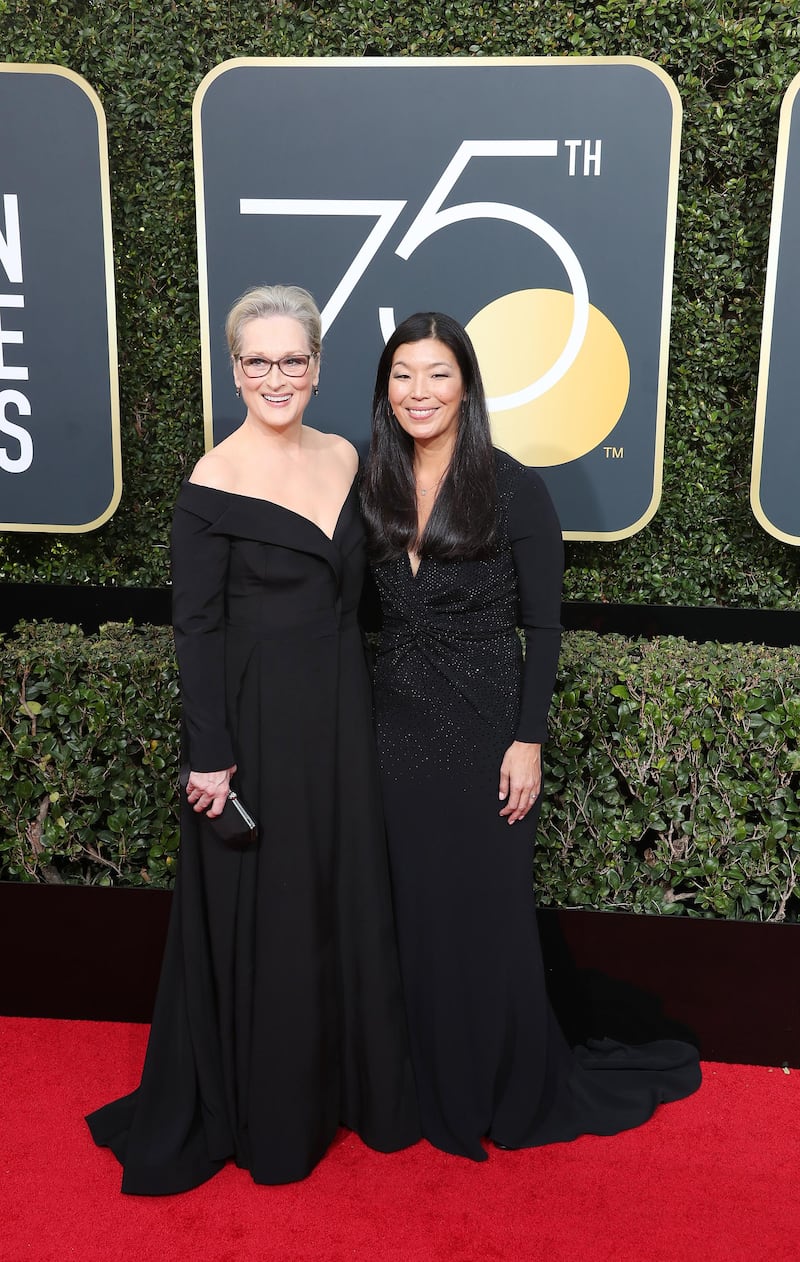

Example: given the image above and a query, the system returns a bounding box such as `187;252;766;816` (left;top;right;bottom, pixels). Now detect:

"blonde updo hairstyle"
225;284;322;360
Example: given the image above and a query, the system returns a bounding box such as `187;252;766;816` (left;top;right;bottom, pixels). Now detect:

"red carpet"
1;1017;799;1261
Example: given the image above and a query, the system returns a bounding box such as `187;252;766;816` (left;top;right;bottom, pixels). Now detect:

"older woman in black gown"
87;285;418;1193
361;311;700;1160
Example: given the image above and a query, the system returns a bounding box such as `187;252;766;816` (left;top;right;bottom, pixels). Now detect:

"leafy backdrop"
1;0;799;606
2;623;798;919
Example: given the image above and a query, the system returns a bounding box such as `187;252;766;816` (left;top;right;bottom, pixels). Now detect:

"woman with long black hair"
361;311;700;1160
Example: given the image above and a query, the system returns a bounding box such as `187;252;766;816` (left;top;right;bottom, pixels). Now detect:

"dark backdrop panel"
0;584;797;645
1;884;797;1066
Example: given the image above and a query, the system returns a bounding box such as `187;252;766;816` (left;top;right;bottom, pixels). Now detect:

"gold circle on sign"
466;289;630;467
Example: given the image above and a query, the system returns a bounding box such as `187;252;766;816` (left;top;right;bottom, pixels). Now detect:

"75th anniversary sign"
194;57;681;540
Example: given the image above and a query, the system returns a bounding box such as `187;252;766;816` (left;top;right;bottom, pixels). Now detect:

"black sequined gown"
370;450;700;1160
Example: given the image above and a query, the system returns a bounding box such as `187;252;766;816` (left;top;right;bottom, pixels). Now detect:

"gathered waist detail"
380;617;517;646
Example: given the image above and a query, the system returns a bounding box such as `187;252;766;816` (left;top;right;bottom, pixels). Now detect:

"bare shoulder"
186;434;249;492
330;434;359;477
307;429;359;476
188;439;239;492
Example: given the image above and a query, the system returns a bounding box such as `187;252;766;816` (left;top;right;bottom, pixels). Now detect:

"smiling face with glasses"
233;315;321;433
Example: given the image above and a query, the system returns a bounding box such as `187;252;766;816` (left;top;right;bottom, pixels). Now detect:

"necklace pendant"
419;487;428;495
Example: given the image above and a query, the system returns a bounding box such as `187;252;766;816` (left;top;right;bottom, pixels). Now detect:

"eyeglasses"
237;353;317;379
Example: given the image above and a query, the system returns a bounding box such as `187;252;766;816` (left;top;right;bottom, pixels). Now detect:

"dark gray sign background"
753;86;800;543
197;61;677;537
0;68;119;530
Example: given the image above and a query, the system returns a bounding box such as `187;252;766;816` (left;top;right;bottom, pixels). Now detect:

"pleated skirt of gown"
86;620;419;1194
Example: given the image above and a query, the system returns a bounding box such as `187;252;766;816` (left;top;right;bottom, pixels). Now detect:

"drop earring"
235;385;241;399
313;384;319;396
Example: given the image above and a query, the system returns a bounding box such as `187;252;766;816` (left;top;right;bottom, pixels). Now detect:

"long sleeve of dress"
171;486;236;772
506;466;564;744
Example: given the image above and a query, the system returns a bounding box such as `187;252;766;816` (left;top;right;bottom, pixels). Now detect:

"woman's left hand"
498;741;542;825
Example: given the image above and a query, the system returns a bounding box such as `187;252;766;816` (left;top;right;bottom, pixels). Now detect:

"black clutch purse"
180;766;258;849
209;789;258;848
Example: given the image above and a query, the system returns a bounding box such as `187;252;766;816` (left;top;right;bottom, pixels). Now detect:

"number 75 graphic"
240;140;590;413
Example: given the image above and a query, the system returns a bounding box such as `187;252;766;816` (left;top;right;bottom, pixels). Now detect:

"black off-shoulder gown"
86;476;419;1193
370;450;700;1160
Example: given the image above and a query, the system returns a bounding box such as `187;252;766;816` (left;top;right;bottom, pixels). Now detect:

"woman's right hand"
184;765;237;818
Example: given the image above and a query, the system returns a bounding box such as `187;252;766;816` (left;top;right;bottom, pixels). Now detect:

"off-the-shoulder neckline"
180;469;358;543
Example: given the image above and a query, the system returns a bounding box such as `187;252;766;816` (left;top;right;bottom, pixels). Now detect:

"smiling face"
387;337;465;452
233;315;320;432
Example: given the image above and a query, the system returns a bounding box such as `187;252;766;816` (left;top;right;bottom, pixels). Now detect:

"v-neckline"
186;470;357;544
405;552;423;580
271;471;357;543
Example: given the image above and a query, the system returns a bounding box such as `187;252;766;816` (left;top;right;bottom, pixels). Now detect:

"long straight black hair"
361;312;497;563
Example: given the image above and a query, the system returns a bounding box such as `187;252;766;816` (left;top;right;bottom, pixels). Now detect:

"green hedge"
2;622;798;921
2;0;800;607
541;633;800;919
0;622;180;887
